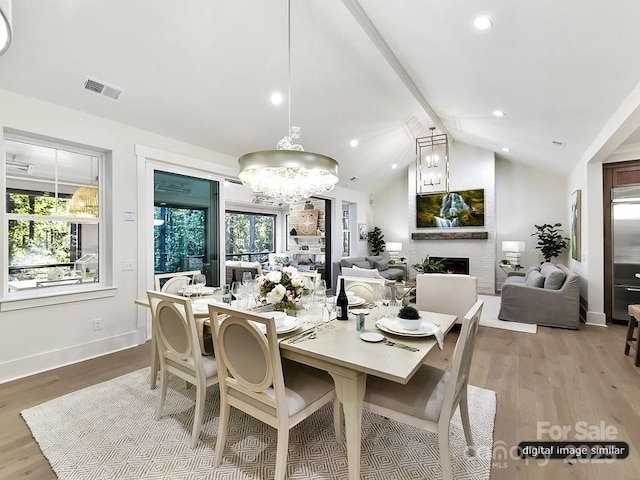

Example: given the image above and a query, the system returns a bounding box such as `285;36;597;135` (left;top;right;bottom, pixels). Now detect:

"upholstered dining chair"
147;290;218;448
336;275;386;303
207;303;341;480
415;273;478;325
362;300;484;480
149;270;202;389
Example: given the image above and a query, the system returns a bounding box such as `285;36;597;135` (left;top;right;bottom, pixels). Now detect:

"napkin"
425;323;444;350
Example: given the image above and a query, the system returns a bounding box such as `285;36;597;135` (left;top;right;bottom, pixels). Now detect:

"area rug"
22;368;496;480
478;294;537;334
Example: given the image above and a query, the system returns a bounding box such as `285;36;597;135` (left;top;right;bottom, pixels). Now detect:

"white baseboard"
586;311;607;327
0;330;143;384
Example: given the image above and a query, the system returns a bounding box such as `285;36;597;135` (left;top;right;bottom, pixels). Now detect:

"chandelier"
238;0;339;204
416;127;449;194
0;0;12;56
69;187;99;217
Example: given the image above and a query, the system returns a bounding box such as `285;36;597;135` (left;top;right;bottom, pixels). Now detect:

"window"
225;211;276;263
4;134;103;296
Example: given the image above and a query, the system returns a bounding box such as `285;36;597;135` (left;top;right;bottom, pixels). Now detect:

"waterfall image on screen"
416;189;485;228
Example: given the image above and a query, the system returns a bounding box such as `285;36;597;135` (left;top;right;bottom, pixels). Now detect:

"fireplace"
431;257;469;275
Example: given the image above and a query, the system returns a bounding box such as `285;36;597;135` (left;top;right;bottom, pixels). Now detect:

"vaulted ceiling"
2;0;640;194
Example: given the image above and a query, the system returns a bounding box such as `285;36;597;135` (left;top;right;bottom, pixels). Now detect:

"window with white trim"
4;133;104;296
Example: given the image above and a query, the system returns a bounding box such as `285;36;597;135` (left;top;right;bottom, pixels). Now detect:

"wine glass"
242;271;253;286
309;303;324;333
300;289;314;326
314;279;327;306
192;274;206;296
181;280;193;299
372;284;383;311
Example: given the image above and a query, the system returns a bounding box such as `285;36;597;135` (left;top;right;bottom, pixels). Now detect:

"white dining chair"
362;300;484;480
208;303;341;479
149;270;202;389
336;275;386;303
147;290;218;448
415;273;477;324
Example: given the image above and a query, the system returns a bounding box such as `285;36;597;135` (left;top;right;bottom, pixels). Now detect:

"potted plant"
367;226;386;255
531;223;569;263
412;256;446;274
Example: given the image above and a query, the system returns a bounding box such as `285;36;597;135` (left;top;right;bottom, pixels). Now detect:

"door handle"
626;288;640;292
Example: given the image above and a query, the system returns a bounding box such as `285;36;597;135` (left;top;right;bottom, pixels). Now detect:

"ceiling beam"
341;0;451;142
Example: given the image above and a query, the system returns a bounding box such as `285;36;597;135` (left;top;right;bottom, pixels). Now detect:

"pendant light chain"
287;0;292;136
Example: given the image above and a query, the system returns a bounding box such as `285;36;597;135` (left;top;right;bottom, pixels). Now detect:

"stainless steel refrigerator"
612;186;640;321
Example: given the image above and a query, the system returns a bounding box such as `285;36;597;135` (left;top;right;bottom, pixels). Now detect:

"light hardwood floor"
1;322;638;480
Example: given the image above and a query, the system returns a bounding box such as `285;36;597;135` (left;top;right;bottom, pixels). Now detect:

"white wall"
495;158;568;288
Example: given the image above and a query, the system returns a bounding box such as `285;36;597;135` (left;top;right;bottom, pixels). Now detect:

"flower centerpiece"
258;266;310;315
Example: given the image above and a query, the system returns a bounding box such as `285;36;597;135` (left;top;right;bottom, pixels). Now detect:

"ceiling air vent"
83;76;124;101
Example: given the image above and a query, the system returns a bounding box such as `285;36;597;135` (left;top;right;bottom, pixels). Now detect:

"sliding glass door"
153;170;220;286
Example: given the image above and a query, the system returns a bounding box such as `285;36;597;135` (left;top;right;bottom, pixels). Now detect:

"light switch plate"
124;211;135;221
122;261;134;271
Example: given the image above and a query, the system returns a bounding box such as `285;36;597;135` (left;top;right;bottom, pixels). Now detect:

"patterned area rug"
22;368;496;480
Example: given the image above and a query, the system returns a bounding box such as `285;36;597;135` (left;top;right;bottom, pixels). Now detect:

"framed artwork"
342;231;350;256
358;223;367;240
416;189;485;228
571;190;581;261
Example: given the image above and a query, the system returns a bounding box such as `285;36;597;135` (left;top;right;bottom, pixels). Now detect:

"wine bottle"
336;278;349;320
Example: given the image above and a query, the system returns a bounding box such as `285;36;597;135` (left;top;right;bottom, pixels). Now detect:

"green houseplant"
367;226;386;255
412;255;446;274
532;223;569;263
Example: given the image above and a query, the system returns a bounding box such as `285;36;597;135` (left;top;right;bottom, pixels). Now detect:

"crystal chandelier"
0;0;12;56
238;0;339;204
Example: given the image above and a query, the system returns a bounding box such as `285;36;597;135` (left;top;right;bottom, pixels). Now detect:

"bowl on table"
267;311;288;328
397;316;423;331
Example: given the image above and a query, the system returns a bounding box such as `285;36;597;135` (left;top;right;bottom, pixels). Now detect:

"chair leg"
191;382;206;448
460;390;476;456
150;336;159;390
333;399;344;444
438;422;453;480
213;395;230;468
274;426;290;480
625;317;635;355
155;369;168;421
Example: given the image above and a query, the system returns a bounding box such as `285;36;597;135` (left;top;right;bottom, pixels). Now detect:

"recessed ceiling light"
270;92;283;105
391;163;398;169
473;16;493;30
350;139;359;148
502;147;510;152
493;110;505;117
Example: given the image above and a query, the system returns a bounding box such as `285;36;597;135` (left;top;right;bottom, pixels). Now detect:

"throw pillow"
544;269;566;290
342;267;384;279
525;266;540;281
373;260;389;271
354;261;371;269
525;270;544;288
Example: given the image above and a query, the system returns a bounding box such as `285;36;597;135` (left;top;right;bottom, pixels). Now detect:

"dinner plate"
347;295;366;307
178;286;218;296
375;317;436;337
253;316;300;335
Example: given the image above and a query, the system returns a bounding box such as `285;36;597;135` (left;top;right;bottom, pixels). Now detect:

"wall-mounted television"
416;189;485;228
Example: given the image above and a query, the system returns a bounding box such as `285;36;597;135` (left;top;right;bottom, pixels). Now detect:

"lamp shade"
386;242;403;252
0;0;12;56
502;241;525;253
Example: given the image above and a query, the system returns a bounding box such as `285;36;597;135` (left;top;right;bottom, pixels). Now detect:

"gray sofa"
498;263;580;329
332;256;407;287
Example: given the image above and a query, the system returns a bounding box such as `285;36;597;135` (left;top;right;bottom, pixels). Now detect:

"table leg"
150;334;158;390
329;371;366;480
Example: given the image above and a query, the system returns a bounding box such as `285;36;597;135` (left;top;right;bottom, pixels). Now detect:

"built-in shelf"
411;231;488;240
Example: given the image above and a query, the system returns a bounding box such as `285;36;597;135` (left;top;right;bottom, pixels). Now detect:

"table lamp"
386;242;403;263
502;241;525;267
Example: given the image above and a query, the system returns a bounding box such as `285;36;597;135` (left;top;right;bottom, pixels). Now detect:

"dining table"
136;293;457;480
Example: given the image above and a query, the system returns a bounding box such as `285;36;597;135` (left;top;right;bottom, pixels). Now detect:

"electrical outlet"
93;318;103;331
122;261;134;271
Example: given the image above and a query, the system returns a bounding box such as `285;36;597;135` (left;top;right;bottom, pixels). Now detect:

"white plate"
179;286;218;296
360;332;384;343
350;308;370;315
253;316;300;335
375;317;436;337
347;295;366;307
